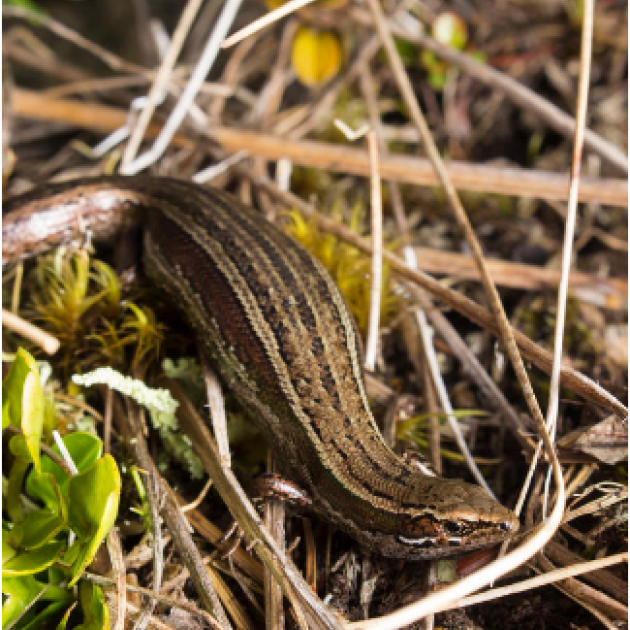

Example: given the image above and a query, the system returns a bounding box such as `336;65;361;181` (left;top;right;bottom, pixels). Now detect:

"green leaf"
400;409;490;429
74;581;109;630
3;347;39;428
9;433;32;461
393;36;418;66
2;575;47;627
22;371;45;473
63;539;82;567
3;395;10;429
2;570;74;628
10;474;67;550
56;432;102;474
25;467;61;514
2;540;65;576
6;439;30;523
56;602;77;630
20;601;70;630
66;455;121;585
26;432;102;506
3;529;18;565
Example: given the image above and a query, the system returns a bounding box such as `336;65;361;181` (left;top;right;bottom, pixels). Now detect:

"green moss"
283;203;400;333
26;250;164;374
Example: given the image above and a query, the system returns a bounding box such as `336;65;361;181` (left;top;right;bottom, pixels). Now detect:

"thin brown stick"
90;573;223;630
103;388;113;455
206;568;257;629
264;455;286;630
210;127;627;207
411;247;626;309
3;426;73;476
409;287;535;453
545;541;628;605
2;307;60;355
12;89;628;208
54;392;104;423
120;400;232;628
106;528;126;630
537;553;628;621
3;6;145;75
180;478;213;513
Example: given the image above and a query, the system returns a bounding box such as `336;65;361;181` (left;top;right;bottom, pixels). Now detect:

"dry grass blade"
3;5;145;75
124;0;243;175
365;0;550;448
536;554;627;621
121;0;205;170
405;249;495;497
3;426;73;476
547;0;596;436
222;0;317;49
364;130;382;372
447;552;627;612
201;358;232;469
512;0;596;532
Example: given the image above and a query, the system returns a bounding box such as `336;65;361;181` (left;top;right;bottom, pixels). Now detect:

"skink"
3;176;519;559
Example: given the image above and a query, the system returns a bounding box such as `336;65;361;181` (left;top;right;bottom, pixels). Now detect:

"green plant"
28;250;164;375
396;409;490;463
3;348;121;629
419;12;486;90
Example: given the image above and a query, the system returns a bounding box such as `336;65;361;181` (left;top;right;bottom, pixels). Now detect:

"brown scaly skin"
3;176;519;559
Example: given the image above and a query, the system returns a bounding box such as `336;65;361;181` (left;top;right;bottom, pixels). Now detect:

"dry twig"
12;90;628;207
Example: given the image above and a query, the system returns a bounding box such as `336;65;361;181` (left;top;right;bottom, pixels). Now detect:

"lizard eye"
444;521;464;535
